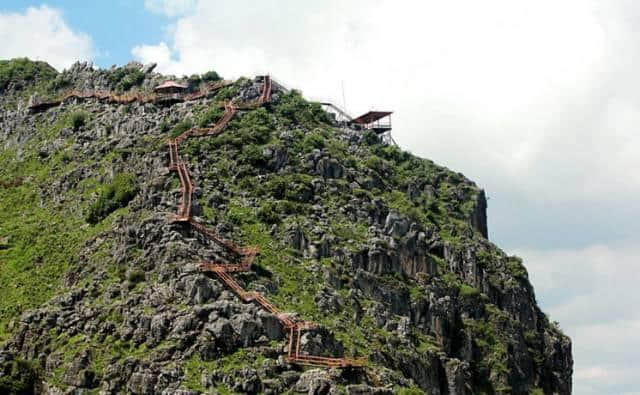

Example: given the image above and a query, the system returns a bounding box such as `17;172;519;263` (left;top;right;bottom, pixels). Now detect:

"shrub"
201;70;221;82
159;119;171;133
108;68;127;86
69;111;87;130
46;75;71;92
0;359;40;395
396;386;425;395
187;74;201;88
234;108;274;144
86;173;138;224
0;57;57;91
226;205;254;225
169;120;193;138
506;257;528;279
216;84;239;101
198;106;224;127
118;69;145;91
257;174;314;203
353;188;373;200
364;155;384;173
257;201;281;224
284;178;313;203
362;130;380;146
127;269;145;284
243;145;266;167
385;190;425;225
260;177;287;199
303;133;325;151
376;144;410;163
459;283;480;297
274;90;332;127
277;200;305;215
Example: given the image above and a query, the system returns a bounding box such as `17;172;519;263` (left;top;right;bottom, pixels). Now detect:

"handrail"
317;101;353;121
28;80;234;112
171;76;364;368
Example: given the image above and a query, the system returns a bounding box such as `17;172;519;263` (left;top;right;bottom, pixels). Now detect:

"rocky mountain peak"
0;58;571;394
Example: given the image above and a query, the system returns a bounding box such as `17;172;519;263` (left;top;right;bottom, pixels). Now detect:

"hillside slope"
0;59;571;394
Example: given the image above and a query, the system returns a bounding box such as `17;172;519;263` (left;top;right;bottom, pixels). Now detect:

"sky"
1;1;638;393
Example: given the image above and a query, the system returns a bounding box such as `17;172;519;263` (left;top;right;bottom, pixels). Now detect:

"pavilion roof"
351;111;392;124
154;81;188;90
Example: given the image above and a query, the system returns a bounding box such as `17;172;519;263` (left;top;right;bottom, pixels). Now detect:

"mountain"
0;58;571;394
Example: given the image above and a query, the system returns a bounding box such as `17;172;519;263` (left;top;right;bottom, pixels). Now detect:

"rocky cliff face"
0;59;571;394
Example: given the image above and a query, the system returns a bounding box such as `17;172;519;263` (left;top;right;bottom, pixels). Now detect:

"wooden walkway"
28;80;233;112
164;76;365;368
29;75;365;368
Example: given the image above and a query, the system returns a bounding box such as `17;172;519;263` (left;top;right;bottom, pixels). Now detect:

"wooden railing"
163;76;364;368
27;74;365;367
28;80;233;112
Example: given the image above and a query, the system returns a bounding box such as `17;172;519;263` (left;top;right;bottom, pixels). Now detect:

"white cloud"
131;41;182;75
0;5;93;70
518;243;640;395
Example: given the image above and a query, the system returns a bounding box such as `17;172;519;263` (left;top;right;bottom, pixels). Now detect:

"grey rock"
231;313;261;347
128;372;157;395
150;314;169;342
142;63;157;74
295;369;331;394
185;276;219;304
204;318;235;351
345;384;393;395
384;212;410;238
285;223;308;252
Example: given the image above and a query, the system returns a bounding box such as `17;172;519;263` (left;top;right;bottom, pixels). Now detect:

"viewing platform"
350;110;393;134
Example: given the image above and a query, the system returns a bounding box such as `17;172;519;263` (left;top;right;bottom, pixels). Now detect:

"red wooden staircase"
165;76;365;368
31;75;366;369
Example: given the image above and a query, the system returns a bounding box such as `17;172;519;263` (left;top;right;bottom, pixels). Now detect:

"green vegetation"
69;111;88;130
384;190;426;225
0;69;555;392
459;283;480;297
506;256;528;279
109;67;145;91
274;90;331;127
187;74;201;88
0;141;117;343
0;359;40;395
223;202;319;318
46;74;71;93
396;386;425;395
183;350;263;392
301;132;325;151
127;268;145;284
232;107;275;144
254;173;313;202
120;69;145;90
215;84;240;102
464;304;513;392
197;105;223;127
201;70;221;82
169;120;193;138
86;173;138;224
362;130;381;146
45;331;160;388
0;58;57;91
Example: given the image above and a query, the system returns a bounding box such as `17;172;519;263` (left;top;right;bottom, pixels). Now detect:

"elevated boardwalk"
27;80;233;112
27;76;371;367
164;76;365;369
